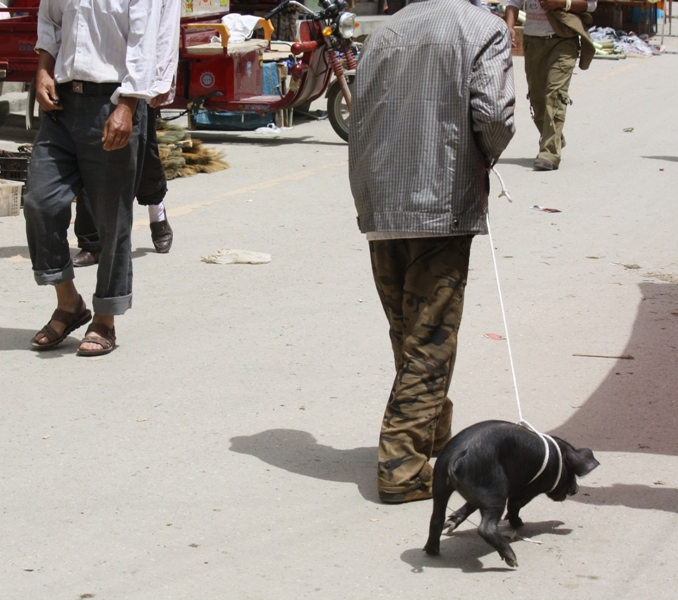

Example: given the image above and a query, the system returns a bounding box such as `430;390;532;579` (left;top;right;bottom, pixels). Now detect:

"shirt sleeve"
35;0;62;59
153;0;181;101
112;0;161;103
469;23;516;166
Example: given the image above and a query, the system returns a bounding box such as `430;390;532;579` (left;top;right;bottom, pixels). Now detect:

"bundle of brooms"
156;121;229;180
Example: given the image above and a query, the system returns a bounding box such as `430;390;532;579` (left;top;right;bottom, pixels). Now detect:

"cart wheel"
327;77;352;142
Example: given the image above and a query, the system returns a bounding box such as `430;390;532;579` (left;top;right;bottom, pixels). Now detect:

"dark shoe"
379;472;433;504
533;158;557;171
150;219;173;253
379;487;433;504
73;248;101;267
30;295;92;351
77;322;116;356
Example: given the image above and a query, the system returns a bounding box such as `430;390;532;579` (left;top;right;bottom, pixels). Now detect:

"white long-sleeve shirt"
154;0;181;102
36;0;162;103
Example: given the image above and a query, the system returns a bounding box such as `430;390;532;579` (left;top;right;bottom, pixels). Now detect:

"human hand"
35;69;62;112
102;97;138;151
508;26;517;49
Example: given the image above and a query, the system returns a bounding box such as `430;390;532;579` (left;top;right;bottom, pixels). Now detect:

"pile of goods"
590;26;663;59
156;121;229;180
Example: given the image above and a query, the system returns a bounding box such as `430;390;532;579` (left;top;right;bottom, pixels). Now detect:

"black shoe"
150;219;173;253
73;248;101;267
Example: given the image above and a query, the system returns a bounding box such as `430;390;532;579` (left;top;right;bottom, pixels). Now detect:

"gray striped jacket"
348;0;516;235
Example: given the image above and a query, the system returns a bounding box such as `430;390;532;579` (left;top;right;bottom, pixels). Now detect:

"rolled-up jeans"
24;87;146;315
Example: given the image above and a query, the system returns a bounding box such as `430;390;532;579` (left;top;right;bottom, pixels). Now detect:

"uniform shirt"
349;0;515;236
36;0;161;103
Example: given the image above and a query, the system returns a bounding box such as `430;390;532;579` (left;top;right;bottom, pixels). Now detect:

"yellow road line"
571;59;645;93
132;159;347;230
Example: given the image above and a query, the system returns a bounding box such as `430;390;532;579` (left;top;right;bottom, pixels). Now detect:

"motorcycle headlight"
338;13;356;39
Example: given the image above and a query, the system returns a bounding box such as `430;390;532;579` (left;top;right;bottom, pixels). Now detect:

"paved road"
1;34;677;600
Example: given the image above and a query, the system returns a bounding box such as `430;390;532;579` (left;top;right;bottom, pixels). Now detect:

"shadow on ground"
496;157;535;169
0;327;81;355
550;283;678;513
400;520;570;573
575;483;678;515
229;429;379;503
642;155;678;163
0;245;30;260
550;283;678;456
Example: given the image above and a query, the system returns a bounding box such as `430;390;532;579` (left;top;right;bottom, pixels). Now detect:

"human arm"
34;50;62;112
538;0;595;13
34;0;62;111
104;0;159;150
111;0;160;104
505;6;520;49
149;0;181;107
469;26;516;167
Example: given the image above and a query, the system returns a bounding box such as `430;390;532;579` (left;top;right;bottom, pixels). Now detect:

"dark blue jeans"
24;89;146;315
76;105;166;251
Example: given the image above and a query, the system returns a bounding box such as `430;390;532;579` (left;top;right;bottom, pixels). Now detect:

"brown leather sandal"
30;295;92;351
77;323;116;357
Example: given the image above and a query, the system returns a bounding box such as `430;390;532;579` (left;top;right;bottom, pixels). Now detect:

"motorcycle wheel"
327;77;352;142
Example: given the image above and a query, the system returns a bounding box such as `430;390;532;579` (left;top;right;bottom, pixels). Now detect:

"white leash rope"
486;172;563;493
492;166;513;203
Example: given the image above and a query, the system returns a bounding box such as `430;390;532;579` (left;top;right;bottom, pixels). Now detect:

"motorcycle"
0;1;357;139
174;0;358;141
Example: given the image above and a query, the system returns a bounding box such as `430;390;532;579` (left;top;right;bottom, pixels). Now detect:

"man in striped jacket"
349;0;516;504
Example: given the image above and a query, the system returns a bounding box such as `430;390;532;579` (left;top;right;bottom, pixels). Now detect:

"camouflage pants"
524;35;578;167
369;235;473;503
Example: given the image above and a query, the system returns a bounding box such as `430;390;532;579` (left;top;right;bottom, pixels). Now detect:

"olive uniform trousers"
523;34;578;168
370;235;473;503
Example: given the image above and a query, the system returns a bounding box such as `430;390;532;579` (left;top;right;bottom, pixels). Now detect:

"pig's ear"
569;447;600;477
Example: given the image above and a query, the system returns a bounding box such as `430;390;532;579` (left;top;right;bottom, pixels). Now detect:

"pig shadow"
400;520;570;573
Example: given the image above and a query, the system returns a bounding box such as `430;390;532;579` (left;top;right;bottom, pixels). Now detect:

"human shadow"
131;247;154;260
0;245;30;260
229;429;379;503
550;283;678;457
571;484;678;515
641;155;678;163
189;131;346;148
400;520;570;573
496;157;535;169
0;326;80;355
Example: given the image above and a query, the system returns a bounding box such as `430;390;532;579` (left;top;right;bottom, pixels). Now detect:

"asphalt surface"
1;32;677;600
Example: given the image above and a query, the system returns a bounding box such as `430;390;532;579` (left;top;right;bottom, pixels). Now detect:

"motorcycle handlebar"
264;1;289;21
265;0;349;21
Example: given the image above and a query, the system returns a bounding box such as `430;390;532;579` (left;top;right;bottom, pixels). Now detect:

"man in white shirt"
25;0;162;356
506;0;597;171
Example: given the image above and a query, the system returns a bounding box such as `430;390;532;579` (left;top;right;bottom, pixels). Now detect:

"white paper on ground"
201;249;272;265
